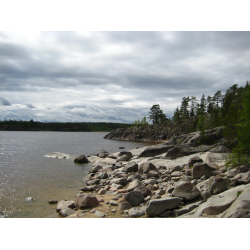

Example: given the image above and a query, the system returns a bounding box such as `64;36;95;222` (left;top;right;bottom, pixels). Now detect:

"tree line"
0;120;129;132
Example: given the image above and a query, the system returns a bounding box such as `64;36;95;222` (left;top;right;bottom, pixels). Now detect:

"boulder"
128;207;146;218
188;156;203;167
124;191;144;207
138;162;157;175
232;171;250;185
147;170;159;179
221;183;250;218
138;144;174;157
179;185;246;217
118;202;132;211
81;186;97;191
74;155;89;164
146;197;183;217
98;188;107;195
56;200;75;212
127;173;142;182
89;165;103;173
98;150;109;158
209;146;228;153
110;200;119;206
95;211;107;217
74;194;99;209
196;176;230;200
127;179;143;191
110;177;127;186
165;145;191;158
122;162;138;173
116;152;133;162
59;207;75;217
169;165;182;174
173;200;203;217
172;182;200;201
134;186;151;197
192;162;218;179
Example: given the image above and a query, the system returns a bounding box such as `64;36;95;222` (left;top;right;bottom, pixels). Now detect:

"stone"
138;144;174;157
188;156;203;167
158;210;173;217
171;171;182;177
127;173;142;182
124;191;144;207
74;155;89;164
127;179;144;191
48;200;58;204
128;207;146;218
179;185;247;217
173;200;203;217
95;211;107;217
147;170;159;179
221;183;250;218
232;171;250;185
98;188;107;195
98;150;109;158
134;186;151;197
122;162;138;173
169;165;182;173
165;145;191;158
110;177;127;186
56;200;75;212
172;182;200;201
192;162;218;179
117;152;133;162
146;197;183;217
110;200;119;206
143;178;157;185
74;194;99;209
138;162;157;175
118;202;132;211
81;186;96;191
209;146;228;153
89;165;103;173
59;207;75;217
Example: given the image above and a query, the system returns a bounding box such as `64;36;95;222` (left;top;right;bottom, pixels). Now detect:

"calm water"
0;131;155;218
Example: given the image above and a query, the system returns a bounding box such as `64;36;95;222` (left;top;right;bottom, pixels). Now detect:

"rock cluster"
56;128;250;218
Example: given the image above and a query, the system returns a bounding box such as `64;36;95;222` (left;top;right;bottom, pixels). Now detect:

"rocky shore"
54;127;250;218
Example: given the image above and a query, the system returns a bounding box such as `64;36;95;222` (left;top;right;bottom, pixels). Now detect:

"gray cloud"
0;31;249;123
0;97;11;106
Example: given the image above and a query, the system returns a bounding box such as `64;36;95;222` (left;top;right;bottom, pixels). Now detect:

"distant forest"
0;120;129;132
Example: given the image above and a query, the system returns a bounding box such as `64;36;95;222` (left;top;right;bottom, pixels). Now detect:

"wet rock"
74;155;89;164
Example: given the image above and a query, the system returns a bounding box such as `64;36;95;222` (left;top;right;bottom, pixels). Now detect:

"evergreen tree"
180;96;190;119
148;104;166;124
189;96;197;117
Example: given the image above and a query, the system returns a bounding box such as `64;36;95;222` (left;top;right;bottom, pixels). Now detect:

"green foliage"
225;149;249;168
237;191;243;197
148;104;167;124
133;116;149;126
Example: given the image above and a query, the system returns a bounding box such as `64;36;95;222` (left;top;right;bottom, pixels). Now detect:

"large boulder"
146;197;183;217
138;162;157;175
192;162;218;179
221;183;250;218
232;171;250;185
74;155;89;164
172;182;200;201
196;176;230;200
74;193;99;209
138;144;174;157
98;150;109;158
124;191;144;207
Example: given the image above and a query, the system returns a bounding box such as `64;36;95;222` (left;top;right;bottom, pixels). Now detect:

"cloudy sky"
0;31;249;123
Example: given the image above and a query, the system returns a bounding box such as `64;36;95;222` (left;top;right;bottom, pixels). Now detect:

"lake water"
0;131;155;218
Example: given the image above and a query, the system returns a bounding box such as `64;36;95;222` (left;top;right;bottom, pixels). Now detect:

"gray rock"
139;144;174;157
117;152;133;162
158;210;173;217
122;162;138;173
95;211;107;217
98;188;107;195
134;186;151;197
165;145;191;158
89;165;103;173
147;170;159;179
146;197;183;217
128;207;146;218
138;162;157;175
98;150;109;158
124;191;144;207
110;177;127;186
173;200;203;217
74;194;99;209
221;183;250;218
56;200;75;212
171;171;182;177
143;178;157;185
81;186;97;191
192;162;218;179
209;146;228;153
188;156;203;167
172;182;200;201
59;207;75;217
127;179;143;191
127;173;142;182
232;171;250;184
118;202;132;211
169;165;182;174
74;155;89;164
109;200;119;206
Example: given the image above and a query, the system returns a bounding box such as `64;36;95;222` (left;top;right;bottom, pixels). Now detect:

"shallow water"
0;131;155;218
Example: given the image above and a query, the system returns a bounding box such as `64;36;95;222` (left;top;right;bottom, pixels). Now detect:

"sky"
0;31;250;123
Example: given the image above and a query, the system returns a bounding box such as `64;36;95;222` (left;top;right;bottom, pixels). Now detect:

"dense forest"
0;120;129;132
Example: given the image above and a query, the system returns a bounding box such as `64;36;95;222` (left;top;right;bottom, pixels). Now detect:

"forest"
0;120;129;132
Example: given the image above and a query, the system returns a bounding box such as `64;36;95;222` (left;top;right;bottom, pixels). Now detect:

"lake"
0;131;155;218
